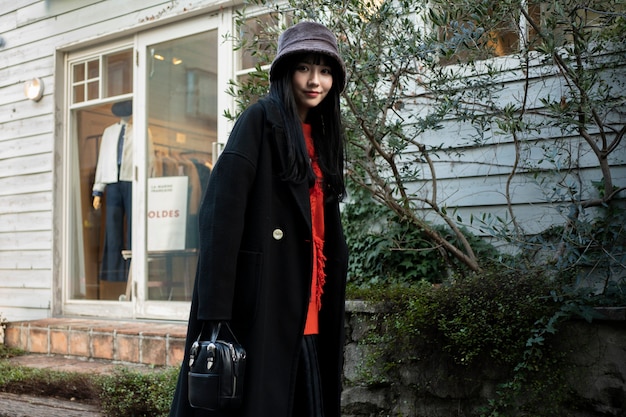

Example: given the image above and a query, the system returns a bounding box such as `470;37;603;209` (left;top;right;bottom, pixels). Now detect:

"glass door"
134;16;221;319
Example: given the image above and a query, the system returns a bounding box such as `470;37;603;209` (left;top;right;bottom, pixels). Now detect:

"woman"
168;21;349;417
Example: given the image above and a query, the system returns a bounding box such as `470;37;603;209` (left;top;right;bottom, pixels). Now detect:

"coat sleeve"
195;103;267;320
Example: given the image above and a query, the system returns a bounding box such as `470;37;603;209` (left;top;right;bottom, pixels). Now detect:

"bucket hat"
270;21;346;91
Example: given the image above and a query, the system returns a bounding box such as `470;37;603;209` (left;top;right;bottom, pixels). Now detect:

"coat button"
272;229;284;240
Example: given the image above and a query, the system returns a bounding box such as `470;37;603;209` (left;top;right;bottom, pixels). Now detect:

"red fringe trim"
313;235;327;309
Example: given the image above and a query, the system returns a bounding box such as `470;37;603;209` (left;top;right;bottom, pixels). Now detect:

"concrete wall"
341;301;626;417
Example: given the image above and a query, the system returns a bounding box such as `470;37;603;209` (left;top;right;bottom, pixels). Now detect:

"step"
4;318;188;367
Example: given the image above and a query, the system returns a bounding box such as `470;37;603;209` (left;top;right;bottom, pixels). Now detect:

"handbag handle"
196;321;241;345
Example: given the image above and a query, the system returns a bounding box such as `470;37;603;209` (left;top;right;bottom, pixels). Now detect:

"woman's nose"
308;70;320;85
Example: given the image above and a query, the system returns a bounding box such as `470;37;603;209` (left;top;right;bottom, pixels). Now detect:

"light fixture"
154;54;165;61
24;78;44;102
172;57;182;65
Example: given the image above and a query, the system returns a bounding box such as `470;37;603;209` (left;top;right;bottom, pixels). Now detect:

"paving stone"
0;392;102;417
7;353;156;374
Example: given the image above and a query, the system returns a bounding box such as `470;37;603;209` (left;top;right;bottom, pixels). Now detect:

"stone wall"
341;301;626;417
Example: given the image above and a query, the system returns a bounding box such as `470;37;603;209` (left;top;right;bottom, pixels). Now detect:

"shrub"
0;362;98;402
351;269;562;368
342;185;450;287
98;367;179;417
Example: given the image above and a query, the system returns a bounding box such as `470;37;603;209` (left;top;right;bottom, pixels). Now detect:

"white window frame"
56;11;236;321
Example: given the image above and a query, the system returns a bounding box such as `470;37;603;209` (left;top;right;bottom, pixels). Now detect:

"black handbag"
188;321;247;411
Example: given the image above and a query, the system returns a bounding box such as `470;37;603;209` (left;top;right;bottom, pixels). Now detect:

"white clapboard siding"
0;250;52;270
0;307;52;322
0;153;53;178
0;57;55;90
420;204;571;236
14;0;103;26
409;166;626;208
0;135;53;160
0;212;52;233
397;138;620;180
0;230;52;251
383;51;626;240
1;114;55;144
0;288;51;309
0;173;53;196
0;191;53;213
1;269;53;288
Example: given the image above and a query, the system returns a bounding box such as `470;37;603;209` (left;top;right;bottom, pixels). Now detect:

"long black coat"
169;98;349;417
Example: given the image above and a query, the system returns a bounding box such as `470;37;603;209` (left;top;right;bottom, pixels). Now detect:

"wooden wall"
398;55;626;241
0;0;221;321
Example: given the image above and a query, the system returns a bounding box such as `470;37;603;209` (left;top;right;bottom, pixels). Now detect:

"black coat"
169;98;349;417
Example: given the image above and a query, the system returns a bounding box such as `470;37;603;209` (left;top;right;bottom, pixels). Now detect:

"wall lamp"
24;78;45;102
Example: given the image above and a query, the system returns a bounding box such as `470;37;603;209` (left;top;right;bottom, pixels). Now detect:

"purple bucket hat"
270;21;346;91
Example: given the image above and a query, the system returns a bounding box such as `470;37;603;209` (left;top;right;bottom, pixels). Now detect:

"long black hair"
268;53;346;201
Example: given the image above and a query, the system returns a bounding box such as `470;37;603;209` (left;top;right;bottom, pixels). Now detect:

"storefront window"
69;31;218;303
144;30;217;301
70;48;134;301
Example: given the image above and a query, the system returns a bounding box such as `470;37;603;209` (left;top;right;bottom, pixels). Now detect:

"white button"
272;229;284;240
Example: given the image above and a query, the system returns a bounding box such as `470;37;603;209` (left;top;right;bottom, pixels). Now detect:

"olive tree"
229;0;626;286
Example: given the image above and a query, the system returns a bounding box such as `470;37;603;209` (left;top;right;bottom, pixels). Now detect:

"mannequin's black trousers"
99;180;132;282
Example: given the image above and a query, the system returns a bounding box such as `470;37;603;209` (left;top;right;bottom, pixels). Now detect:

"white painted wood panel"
0;173;53;196
0;135;53;160
0;288;51;309
419;149;624;180
0;154;53;177
0;230;52;251
0;1;42;17
406;166;626;208
0;250;52;270
0;211;52;232
0;192;53;213
0;56;55;89
15;0;103;26
1;115;54;142
419;204;569;236
6;3;159;48
0;306;51;323
0;269;52;288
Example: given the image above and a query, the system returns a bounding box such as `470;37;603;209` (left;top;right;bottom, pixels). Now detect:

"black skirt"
293;335;324;417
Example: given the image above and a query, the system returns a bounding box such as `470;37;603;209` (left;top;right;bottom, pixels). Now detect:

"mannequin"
92;100;133;282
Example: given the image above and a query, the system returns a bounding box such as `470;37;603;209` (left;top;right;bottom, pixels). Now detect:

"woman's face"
291;55;334;121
